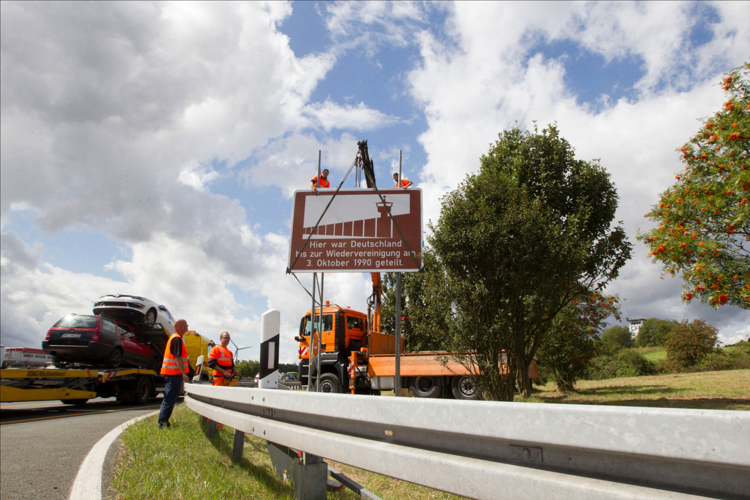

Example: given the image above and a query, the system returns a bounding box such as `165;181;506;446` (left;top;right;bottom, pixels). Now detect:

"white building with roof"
626;317;647;339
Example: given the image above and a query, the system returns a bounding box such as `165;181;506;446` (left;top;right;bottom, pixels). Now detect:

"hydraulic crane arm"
357;140;377;188
367;272;382;333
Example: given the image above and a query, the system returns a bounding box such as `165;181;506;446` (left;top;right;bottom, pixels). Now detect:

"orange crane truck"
295;275;538;400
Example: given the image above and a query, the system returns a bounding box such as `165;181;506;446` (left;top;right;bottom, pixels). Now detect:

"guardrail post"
259;310;281;389
207;419;217;438
232;430;245;462
267;442;327;500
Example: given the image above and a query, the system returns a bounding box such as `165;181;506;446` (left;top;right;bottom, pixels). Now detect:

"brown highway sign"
288;189;423;273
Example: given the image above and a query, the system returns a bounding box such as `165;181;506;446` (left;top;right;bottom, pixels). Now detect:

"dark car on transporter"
42;314;162;370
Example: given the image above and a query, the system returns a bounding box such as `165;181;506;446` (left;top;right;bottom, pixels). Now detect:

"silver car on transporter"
93;295;175;334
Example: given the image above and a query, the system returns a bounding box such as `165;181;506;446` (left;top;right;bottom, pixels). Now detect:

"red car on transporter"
42;314;161;370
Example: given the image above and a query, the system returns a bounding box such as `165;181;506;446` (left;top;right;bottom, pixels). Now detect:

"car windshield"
53;315;98;328
161;308;174;323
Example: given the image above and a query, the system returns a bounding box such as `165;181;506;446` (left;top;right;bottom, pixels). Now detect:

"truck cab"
297;304;367;391
296;302;404;393
297;304;367;357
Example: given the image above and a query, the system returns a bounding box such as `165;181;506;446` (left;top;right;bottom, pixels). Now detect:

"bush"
601;325;632;350
586;350;656;380
653;358;672;374
665;319;718;371
689;343;750;372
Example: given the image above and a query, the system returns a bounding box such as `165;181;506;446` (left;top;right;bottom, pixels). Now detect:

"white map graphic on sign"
303;194;410;228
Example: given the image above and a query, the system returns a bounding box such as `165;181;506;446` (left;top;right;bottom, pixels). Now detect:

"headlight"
128;302;145;309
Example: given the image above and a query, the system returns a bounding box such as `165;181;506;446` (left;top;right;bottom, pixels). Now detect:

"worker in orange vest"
158;319;190;429
208;332;235;386
393;173;413;189
310;169;330;195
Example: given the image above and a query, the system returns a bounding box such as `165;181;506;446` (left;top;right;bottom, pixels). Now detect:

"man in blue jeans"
158;319;190;429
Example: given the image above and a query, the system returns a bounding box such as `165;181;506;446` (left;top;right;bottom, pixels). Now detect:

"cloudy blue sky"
2;1;748;363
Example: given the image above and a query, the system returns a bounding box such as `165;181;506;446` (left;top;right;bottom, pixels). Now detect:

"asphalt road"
0;398;161;500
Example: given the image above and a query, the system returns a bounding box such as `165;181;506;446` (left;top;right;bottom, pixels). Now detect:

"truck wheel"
149;355;161;372
317;373;341;393
410;376;441;398
134;376;153;405
60;399;89;405
106;347;123;368
451;375;481;400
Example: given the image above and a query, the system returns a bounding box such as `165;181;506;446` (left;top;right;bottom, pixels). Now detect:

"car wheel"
144;308;157;325
106;347;123;368
451;375;481;400
317;373;341;393
60;399;89;405
409;376;442;398
134;376;153;405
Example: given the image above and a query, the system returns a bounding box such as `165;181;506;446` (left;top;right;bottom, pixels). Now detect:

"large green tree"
638;63;750;308
426;125;632;400
635;318;678;347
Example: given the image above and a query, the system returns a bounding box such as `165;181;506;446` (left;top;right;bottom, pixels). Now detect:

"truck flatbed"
0;367;160;403
367;352;471;378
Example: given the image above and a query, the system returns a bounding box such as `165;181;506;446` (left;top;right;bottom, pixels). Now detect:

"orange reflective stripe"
209;346;234;367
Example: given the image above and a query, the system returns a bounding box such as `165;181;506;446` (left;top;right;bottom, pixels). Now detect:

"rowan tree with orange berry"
639;62;749;309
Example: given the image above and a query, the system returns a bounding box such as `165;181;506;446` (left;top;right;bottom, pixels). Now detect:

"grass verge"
110;405;464;500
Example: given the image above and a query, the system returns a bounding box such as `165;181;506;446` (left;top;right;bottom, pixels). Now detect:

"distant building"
626;317;647;339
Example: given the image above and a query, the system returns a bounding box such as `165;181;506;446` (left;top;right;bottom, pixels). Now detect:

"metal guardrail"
235;380;301;389
185;384;749;500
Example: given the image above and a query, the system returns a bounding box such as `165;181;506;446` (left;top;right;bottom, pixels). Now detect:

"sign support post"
307;273;324;392
394;150;403;396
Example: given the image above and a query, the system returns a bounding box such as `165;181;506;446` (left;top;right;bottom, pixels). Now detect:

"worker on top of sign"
310;169;330;195
393;173;413;189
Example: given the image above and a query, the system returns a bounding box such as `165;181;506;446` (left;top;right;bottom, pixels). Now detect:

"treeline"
535;318;750;390
234;360;299;378
600;318;679;349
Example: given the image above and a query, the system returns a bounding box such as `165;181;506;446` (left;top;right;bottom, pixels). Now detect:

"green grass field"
524;369;750;410
637;347;667;362
112;369;750;499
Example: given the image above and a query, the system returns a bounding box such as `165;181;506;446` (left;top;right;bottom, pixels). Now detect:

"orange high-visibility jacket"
209;345;234;376
161;333;189;376
311;175;330;188
394;178;411;188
